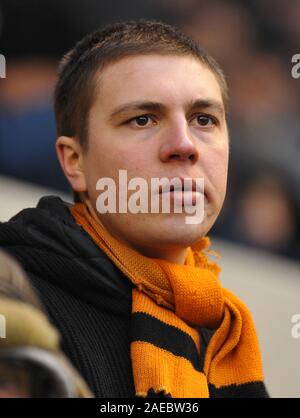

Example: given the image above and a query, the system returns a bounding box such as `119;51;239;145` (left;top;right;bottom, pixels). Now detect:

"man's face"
81;54;229;256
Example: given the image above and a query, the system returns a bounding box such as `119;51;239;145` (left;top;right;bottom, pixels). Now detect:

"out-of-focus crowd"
0;0;299;260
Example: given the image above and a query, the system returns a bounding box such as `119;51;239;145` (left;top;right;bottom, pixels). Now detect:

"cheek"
85;139;120;178
204;145;229;195
82;144;115;202
84;140;150;200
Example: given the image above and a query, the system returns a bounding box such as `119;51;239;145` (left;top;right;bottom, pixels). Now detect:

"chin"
151;216;211;245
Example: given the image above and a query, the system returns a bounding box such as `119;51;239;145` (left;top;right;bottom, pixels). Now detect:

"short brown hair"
54;20;228;153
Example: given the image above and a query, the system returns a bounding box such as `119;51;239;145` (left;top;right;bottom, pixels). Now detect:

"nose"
159;119;199;164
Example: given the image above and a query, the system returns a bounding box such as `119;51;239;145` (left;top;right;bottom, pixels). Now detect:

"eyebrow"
109;101;165;121
187;99;225;117
108;98;225;121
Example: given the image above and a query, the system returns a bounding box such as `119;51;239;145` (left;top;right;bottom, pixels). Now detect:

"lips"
158;177;204;195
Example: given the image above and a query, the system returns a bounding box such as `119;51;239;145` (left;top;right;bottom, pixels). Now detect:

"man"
0;20;269;397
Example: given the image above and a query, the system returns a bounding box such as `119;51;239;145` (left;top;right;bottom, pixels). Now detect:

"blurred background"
0;0;300;397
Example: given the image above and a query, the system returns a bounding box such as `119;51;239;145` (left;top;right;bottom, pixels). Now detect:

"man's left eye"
194;115;215;127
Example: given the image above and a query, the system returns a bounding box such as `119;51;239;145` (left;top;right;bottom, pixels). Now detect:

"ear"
56;136;87;193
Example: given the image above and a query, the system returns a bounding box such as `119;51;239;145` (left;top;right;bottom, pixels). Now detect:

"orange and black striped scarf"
71;203;269;398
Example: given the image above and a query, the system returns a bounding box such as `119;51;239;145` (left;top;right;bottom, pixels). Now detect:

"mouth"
158;177;205;195
158;177;207;205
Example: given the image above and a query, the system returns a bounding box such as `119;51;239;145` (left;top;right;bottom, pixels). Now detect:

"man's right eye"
127;115;155;127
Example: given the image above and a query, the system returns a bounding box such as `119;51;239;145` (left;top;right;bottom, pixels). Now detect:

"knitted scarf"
71;203;268;398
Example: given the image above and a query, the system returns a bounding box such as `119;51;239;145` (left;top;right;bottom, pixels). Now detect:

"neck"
132;245;189;264
80;194;188;265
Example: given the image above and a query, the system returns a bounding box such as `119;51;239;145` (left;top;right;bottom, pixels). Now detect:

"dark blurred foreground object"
0;251;93;398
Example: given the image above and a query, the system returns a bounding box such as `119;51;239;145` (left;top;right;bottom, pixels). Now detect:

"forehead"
93;54;223;111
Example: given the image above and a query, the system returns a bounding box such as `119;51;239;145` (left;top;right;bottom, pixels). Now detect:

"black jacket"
0;196;213;397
